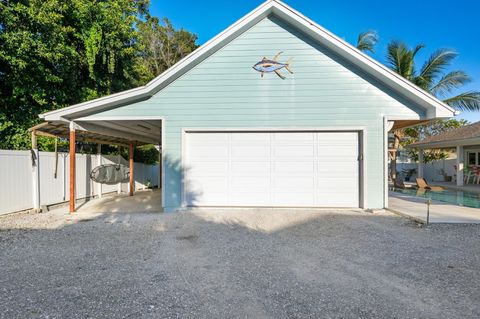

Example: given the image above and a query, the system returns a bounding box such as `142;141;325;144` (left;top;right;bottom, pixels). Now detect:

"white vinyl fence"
0;150;159;215
396;158;457;183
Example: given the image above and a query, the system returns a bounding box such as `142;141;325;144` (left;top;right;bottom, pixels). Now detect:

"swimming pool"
391;187;480;208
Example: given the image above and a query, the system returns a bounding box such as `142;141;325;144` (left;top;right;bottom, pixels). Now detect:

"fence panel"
0;151;33;214
39;152;67;205
396;158;457;183
0;150;160;215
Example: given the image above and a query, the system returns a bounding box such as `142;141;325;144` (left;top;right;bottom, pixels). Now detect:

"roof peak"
41;0;456;121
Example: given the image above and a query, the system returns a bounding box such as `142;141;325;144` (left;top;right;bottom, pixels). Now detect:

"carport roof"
28;122;151;146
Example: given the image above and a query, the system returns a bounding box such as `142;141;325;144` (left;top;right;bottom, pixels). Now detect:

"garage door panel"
187;177;227;191
318;184;358;193
272;145;314;157
272;162;314;175
318;164;358;174
231;184;270;194
231;194;270;206
272;176;315;190
188;162;228;177
318;177;358;186
231;161;270;176
231;133;270;144
185;131;359;208
231;176;270;189
188;145;228;159
188;192;228;206
317;132;357;141
273;194;315;206
188;133;229;143
272;132;315;144
231;145;270;157
317;197;357;207
319;151;358;157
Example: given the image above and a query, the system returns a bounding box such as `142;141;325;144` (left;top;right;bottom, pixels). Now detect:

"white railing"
0;150;159;215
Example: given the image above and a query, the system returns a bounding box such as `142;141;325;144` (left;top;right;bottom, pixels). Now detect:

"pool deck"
388;191;480;224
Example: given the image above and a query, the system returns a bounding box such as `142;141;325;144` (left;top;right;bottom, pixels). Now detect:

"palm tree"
385;41;480;181
386;41;480;111
356;30;379;53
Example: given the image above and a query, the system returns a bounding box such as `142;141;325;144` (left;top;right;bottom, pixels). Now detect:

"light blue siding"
83;16;425;210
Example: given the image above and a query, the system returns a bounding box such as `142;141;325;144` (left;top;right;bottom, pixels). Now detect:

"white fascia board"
42;86;150;122
41;0;456;122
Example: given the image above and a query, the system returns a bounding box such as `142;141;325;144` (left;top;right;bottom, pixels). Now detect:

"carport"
29;119;162;213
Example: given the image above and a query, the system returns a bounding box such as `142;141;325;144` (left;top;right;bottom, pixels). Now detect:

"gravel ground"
0;191;479;318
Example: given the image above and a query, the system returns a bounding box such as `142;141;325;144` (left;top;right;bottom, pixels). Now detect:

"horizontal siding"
84;15;427;210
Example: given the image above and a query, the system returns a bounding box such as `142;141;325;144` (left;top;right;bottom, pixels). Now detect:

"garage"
184;131;361;208
38;0;457;212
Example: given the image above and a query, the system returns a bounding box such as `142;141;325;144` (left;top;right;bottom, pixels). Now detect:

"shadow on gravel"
1;205;479;319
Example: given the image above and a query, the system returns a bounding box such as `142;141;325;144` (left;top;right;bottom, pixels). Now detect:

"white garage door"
184;131;360;207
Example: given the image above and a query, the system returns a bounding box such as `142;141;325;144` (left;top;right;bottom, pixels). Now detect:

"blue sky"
150;0;480;122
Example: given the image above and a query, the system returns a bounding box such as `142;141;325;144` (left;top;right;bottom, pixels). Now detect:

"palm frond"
429;71;471;96
410;44;424;80
416;49;457;88
443;91;480;111
356;30;378;53
386;41;424;80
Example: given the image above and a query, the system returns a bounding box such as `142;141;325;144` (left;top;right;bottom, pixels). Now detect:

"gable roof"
41;0;457;122
409;121;480;149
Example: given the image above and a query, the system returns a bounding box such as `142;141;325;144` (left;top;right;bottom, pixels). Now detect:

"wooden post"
69;123;76;213
96;143;102;198
31;131;40;212
129;142;134;196
117;146;122;194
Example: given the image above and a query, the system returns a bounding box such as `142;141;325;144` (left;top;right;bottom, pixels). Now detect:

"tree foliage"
0;0;197;162
138;16;198;78
385;41;480;111
384;41;479;173
358;35;478;179
356;30;379;53
402;119;468;163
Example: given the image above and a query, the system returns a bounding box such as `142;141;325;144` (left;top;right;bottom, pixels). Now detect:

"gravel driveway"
0;191;479;318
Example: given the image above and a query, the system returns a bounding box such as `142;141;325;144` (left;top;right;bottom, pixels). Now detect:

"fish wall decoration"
252;52;293;79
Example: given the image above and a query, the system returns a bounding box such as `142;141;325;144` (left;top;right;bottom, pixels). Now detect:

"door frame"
181;127;367;209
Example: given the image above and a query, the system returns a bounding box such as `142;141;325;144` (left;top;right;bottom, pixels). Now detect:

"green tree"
0;0;149;150
385;41;480;180
356;30;379;53
137;16;198;79
386;42;480;111
402;119;468;163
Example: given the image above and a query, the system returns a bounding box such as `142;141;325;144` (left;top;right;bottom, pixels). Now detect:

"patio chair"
474;166;480;184
415;178;444;191
464;170;472;184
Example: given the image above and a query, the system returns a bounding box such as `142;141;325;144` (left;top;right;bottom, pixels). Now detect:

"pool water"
392;187;480;208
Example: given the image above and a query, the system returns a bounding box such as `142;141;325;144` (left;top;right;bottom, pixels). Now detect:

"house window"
467;151;480;166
